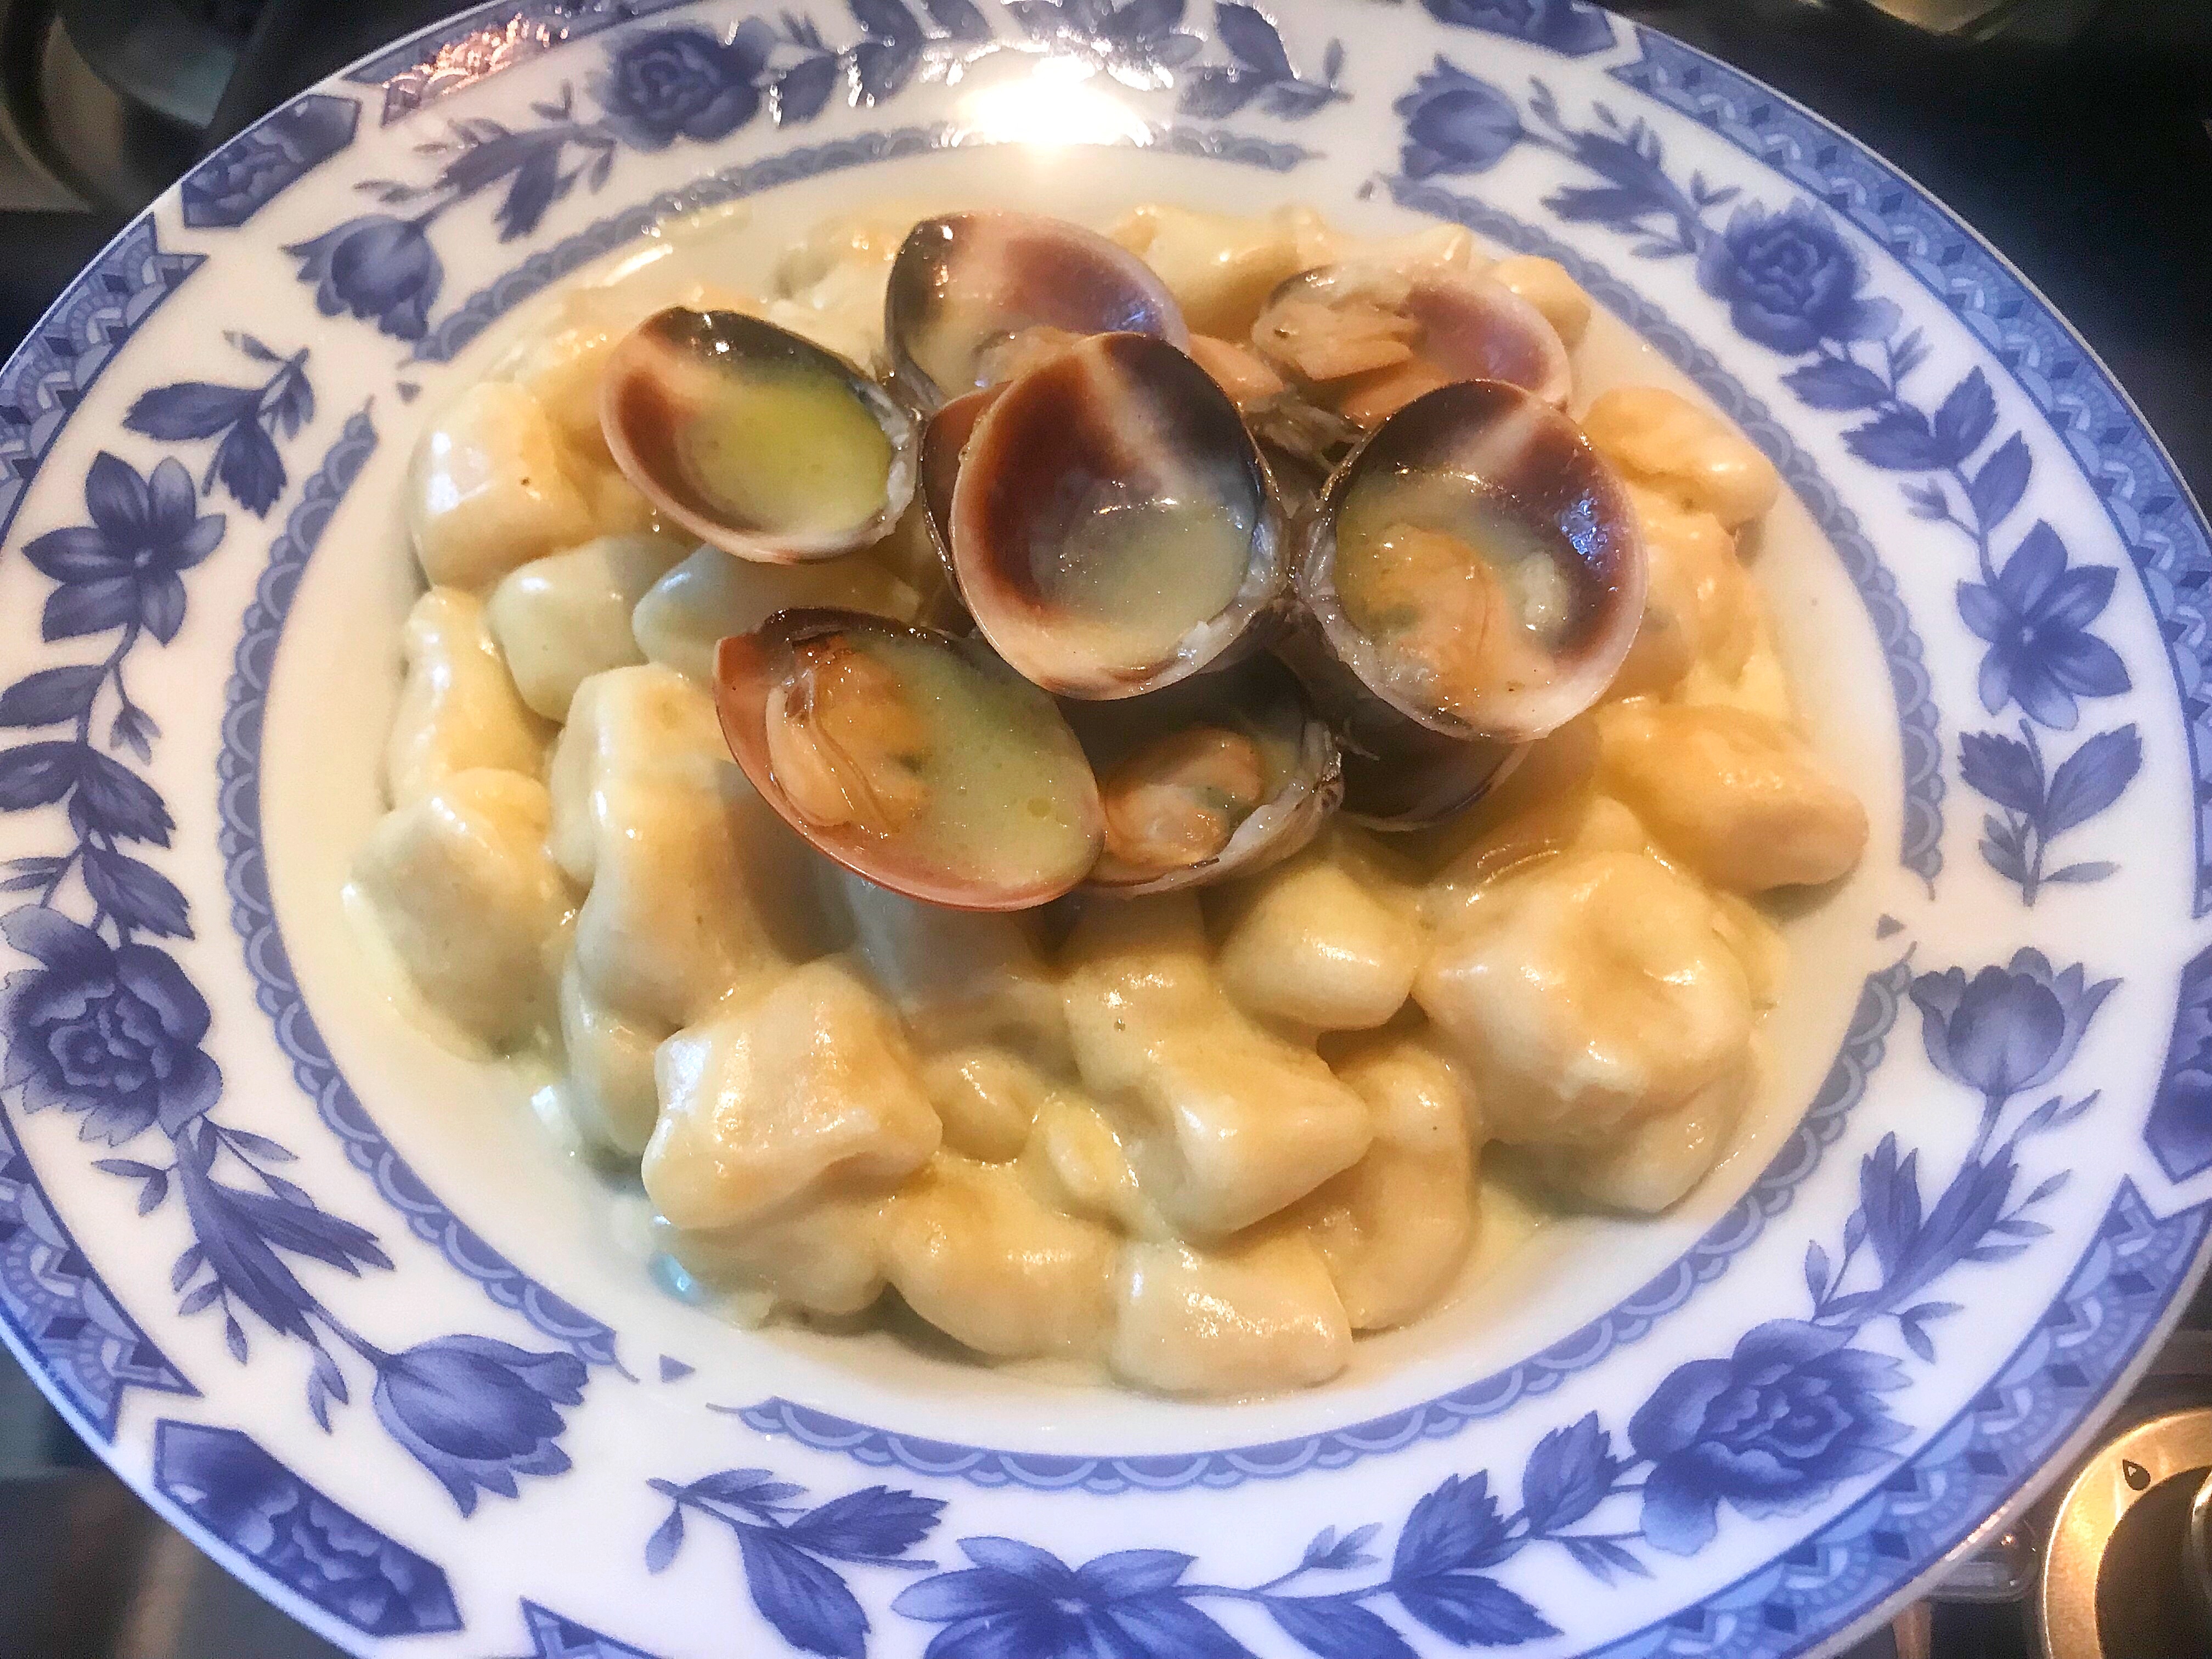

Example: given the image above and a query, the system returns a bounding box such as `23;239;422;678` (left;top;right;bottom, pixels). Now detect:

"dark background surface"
2;1;2209;1654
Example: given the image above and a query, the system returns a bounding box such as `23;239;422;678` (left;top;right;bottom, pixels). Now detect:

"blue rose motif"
1419;0;1615;56
1629;1319;1909;1555
590;24;773;153
1910;947;2115;1103
21;453;223;644
284;215;443;342
1696;200;1897;356
0;908;218;1145
370;1335;588;1514
1394;58;1521;180
1958;524;2129;729
894;1537;1231;1659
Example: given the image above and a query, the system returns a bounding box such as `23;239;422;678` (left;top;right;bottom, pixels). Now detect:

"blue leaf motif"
1301;1522;1380;1571
1270;1598;1416;1659
783;1487;944;1560
922;0;991;37
0;742;79;808
1843;408;1948;471
0;666;103;729
1215;1;1291;76
125;382;258;442
1932;368;1996;463
81;846;190;936
2041;725;2140;836
774;54;840;123
644;1506;685;1572
1393;1471;1513;1578
1396;1575;1558;1646
1859;1134;1921;1278
1180;66;1263;117
1957;730;2044;817
1782;357;1890;411
74;747;173;844
1519;1412;1620;1533
1968;432;2031;527
736;1528;870;1659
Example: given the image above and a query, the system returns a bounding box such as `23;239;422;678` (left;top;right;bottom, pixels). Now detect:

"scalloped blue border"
1612;27;2212;917
215;405;622;1370
737;960;1912;1492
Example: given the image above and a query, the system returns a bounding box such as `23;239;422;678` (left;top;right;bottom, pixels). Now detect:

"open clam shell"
915;384;1001;600
1066;654;1341;895
1296;379;1645;749
602;307;917;564
884;211;1188;414
950;331;1286;699
1251;263;1571;466
715;608;1103;910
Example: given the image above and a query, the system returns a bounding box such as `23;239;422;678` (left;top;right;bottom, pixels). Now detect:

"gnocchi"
356;198;1869;1396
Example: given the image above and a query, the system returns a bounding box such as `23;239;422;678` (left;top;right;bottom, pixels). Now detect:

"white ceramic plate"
3;3;2209;1655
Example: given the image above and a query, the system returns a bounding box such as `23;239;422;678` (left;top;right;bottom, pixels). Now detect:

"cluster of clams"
599;211;1647;911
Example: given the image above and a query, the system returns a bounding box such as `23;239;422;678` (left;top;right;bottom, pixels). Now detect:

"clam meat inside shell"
715;609;1103;910
1068;654;1341;893
1300;379;1645;748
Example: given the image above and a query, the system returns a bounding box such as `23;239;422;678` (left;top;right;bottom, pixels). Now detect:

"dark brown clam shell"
601;307;917;564
949;332;1286;700
1295;379;1645;749
916;385;1002;600
884;211;1188;414
715;609;1103;911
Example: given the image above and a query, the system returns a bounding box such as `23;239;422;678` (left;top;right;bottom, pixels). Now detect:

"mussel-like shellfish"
602;307;917;563
715;609;1103;910
884;211;1188;413
1251;263;1571;459
950;331;1286;699
1066;654;1341;895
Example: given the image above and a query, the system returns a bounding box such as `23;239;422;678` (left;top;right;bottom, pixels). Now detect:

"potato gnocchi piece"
1581;385;1781;531
409;381;596;590
1424;789;1648;930
487;532;688;720
1416;849;1755;1169
631;544;918;684
1062;895;1371;1238
644;959;941;1233
1109;1232;1352;1395
1215;851;1425;1032
885;1155;1118;1357
558;960;668;1155
1489;255;1592;347
385;588;551;808
1297;1036;1477;1329
922;1047;1051;1163
352;769;573;1050
1599;701;1868;892
1018;1091;1166;1240
1109;204;1310;337
841;875;1071;1070
1533;1086;1745;1214
659;1194;889;1321
1612;482;1756;698
553;667;825;1026
1283;210;1485;284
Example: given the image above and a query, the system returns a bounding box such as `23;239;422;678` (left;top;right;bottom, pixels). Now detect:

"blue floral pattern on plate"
0;4;2207;1656
1392;59;2144;902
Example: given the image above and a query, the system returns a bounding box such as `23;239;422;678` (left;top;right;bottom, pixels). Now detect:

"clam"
885;211;1188;413
715;609;1103;910
950;331;1286;699
1066;655;1341;894
1287;380;1643;823
1251;263;1571;465
915;385;1001;597
602;307;917;563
